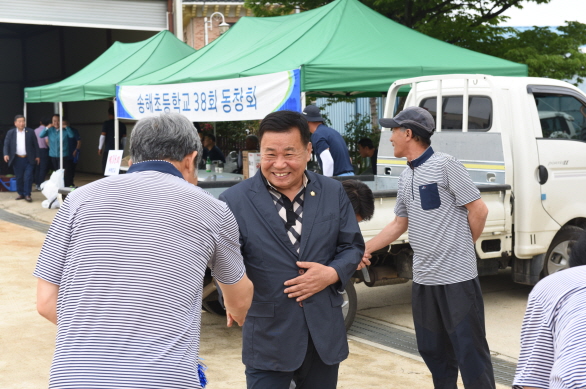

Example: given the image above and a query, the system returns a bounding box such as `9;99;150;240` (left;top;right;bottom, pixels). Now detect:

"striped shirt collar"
127;160;183;179
408;147;434;169
262;171;309;253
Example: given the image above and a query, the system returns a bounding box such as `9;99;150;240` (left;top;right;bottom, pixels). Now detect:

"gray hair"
130;113;202;167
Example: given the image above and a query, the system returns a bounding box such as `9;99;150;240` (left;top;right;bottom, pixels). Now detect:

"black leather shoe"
15;195;25;200
25;196;32;202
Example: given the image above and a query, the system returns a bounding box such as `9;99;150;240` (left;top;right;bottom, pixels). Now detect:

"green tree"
244;0;586;84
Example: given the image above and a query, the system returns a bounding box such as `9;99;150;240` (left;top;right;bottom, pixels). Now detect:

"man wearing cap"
302;105;354;177
364;107;494;388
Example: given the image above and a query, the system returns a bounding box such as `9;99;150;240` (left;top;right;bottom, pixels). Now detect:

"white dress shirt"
16;129;27;156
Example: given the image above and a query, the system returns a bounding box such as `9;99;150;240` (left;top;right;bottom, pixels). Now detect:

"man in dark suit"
220;111;364;389
3;115;39;202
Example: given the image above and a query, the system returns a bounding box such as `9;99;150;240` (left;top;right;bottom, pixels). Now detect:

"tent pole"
59;102;63;170
23;102;27;120
301;92;306;110
436;80;442;132
462;79;469;133
114;97;119;151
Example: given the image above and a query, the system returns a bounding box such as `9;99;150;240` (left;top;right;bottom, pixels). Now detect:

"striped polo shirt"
34;161;245;389
394;147;481;285
265;173;309;253
513;265;586;389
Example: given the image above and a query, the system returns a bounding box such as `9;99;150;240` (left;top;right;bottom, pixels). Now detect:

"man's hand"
98;149;102;156
36;158;40;165
357;252;371;270
227;311;245;327
73;150;78;158
3;155;9;163
284;262;339;302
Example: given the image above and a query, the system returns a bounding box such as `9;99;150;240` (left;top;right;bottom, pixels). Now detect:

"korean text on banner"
116;70;301;122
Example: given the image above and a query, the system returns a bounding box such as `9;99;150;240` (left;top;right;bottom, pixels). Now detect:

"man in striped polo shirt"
35;113;253;389
365;107;494;388
513;230;586;389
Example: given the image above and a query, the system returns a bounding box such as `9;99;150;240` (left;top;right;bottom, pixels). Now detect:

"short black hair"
569;229;586;268
342;180;375;221
40;116;51;126
52;114;68;122
14;114;24;122
204;133;216;142
358;138;374;149
108;106;114;116
259;111;311;146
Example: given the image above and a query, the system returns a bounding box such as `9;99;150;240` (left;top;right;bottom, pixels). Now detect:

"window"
420;96;492;131
534;93;586;140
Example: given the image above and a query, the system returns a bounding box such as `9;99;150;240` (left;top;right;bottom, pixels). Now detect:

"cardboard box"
242;151;260;179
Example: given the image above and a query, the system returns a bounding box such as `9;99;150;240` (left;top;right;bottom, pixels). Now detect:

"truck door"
529;85;586;226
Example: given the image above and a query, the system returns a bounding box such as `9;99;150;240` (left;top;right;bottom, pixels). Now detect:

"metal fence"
315;97;386;135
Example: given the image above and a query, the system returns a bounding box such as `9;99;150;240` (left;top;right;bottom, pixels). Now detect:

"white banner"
116;69;301;121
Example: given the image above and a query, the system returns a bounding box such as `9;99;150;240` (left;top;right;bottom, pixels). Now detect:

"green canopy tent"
25;30;195;103
122;0;527;97
23;30;195;170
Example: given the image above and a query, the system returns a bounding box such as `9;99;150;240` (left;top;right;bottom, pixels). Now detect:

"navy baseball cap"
302;105;324;122
379;107;436;139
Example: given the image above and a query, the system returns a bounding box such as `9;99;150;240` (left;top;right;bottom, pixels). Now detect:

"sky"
499;0;586;27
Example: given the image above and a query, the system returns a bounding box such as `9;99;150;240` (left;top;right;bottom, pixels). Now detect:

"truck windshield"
420;96;492;131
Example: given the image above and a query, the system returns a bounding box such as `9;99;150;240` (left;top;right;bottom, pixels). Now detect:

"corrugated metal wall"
0;0;167;31
315;97;386;134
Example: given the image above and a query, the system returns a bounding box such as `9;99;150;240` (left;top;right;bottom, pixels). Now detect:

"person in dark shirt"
302;105;354;177
358;138;378;175
64;119;81;187
203;133;225;162
98;107;127;174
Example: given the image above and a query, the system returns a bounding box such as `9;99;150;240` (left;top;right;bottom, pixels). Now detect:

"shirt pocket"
419;183;441;210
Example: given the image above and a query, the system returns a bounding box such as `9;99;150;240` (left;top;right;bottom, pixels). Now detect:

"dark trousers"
34;148;50;186
13;156;35;196
50;157;75;187
245;335;339;389
412;277;495;389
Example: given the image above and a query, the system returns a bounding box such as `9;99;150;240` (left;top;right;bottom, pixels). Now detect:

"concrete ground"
0;174;525;388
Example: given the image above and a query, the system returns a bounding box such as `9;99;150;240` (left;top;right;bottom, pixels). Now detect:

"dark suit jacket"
3;127;39;167
220;170;364;371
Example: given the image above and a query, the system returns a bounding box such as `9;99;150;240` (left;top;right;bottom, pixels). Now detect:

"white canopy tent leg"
59;102;63;170
301;92;306;110
23;102;27;120
114;97;119;151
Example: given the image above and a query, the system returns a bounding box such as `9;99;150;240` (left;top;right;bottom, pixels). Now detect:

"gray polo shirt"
394;147;481;285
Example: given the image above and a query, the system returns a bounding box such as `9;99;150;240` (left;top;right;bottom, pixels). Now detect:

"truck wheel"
202;290;226;316
543;225;583;277
342;282;358;331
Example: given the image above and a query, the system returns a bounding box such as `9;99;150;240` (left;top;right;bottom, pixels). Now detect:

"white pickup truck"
199;74;586;329
352;74;586;322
